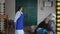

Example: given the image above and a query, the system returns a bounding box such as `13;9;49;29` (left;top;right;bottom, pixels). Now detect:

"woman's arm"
14;11;21;25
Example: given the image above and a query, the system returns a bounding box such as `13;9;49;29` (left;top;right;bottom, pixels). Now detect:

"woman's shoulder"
16;11;20;13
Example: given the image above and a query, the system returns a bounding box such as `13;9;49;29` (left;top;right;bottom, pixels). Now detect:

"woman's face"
45;19;49;24
19;7;23;11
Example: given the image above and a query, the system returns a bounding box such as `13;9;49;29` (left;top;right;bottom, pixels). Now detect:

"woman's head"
45;13;56;24
48;13;56;20
45;18;49;24
18;6;23;11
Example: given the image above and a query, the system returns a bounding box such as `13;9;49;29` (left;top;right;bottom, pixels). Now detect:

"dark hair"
18;6;23;11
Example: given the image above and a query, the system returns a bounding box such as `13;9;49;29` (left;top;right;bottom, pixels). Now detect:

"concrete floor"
7;27;33;34
7;27;35;34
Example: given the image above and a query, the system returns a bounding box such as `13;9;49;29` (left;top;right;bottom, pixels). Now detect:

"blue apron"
16;13;24;30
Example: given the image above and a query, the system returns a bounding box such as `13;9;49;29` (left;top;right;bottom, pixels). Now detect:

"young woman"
14;6;24;34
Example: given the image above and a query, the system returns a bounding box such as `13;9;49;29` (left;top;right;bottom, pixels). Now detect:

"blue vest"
16;13;24;30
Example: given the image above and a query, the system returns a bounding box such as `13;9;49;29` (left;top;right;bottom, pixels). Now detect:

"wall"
5;0;56;25
37;0;56;25
5;0;15;20
0;0;5;3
